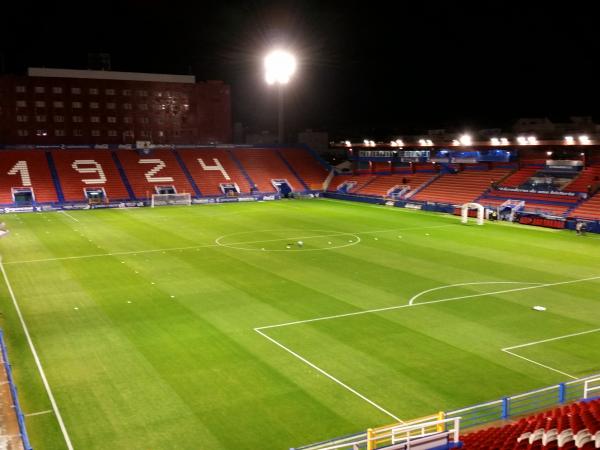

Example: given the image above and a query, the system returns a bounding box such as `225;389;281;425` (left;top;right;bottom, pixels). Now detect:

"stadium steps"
326;174;377;193
277;150;309;190
411;169;511;204
46;151;65;203
501;167;540;188
568;193;600;220
52;150;130;202
227;149;256;190
478;198;574;217
111;151;136;200
460;398;600;449
115;149;194;200
405;172;442;199
278;147;330;190
232;148;305;193
179;148;252;196
173;149;202;198
0;150;60;204
355;173;435;197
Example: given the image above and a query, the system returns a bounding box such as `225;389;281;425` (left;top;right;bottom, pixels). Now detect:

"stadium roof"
27;67;196;84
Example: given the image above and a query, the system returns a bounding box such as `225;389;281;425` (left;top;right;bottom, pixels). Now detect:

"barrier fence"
0;329;33;450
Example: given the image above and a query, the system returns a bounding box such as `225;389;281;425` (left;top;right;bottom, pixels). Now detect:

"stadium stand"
568;194;600;220
51;150;130;202
355;173;436;198
501;167;541;188
479;190;579;216
278;148;329;190
327;174;377;193
461;398;600;449
115;149;194;200
178;148;252;196
563;165;600;193
479;197;574;217
411;168;511;204
232;148;305;193
0;150;58;204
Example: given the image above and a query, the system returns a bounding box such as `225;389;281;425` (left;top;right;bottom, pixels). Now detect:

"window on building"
107;116;117;123
73;129;84;136
36;129;48;136
123;130;134;137
16;100;27;108
52;87;63;94
55;129;66;136
139;103;148;110
139;117;149;124
17;129;29;136
137;90;148;97
123;103;132;110
91;116;100;123
16;86;26;93
35;101;46;108
72;116;83;123
108;130;117;137
35;115;47;122
53;101;64;108
158;131;165;137
89;88;99;95
72;101;82;109
90;102;99;109
155;91;163;97
35;86;45;94
123;117;132;124
16;115;28;122
105;89;115;95
122;89;131;96
140;130;151;138
54;115;65;122
91;130;101;137
71;87;81;94
106;102;116;109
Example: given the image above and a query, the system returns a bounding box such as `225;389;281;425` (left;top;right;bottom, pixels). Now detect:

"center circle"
214;229;361;252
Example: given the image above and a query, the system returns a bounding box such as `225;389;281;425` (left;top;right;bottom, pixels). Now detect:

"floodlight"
579;135;591;145
500;137;509;145
452;139;460;146
264;50;297;85
390;141;397;147
490;138;500;146
363;139;369;145
517;136;528;145
395;139;404;147
527;136;538;145
564;136;575;144
418;139;426;146
344;140;352;147
546;151;553;156
459;134;472;146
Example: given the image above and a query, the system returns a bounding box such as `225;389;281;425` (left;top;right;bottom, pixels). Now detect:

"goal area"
150;193;192;208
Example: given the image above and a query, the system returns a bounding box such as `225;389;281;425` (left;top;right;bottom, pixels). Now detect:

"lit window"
15;86;26;93
122;89;131;96
35;86;45;93
72;116;83;123
35;115;47;122
158;131;165;137
91;130;101;136
123;130;134;137
17;129;29;136
55;129;66;136
123;103;132;110
73;129;83;136
105;89;115;95
16;100;27;107
108;130;117;137
36;129;48;136
72;102;82;109
71;87;81;94
90;102;99;109
107;116;117;123
90;116;100;123
106;102;116;109
52;87;63;94
35;101;46;108
53;101;64;108
54;116;65;122
16;115;28;122
137;90;148;97
89;88;99;95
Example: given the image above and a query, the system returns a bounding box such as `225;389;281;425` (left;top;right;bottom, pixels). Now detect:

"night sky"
2;1;599;139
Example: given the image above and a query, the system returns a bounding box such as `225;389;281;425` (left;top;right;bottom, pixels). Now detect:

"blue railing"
0;329;33;450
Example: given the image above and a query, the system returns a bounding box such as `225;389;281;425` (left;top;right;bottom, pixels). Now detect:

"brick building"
0;68;231;145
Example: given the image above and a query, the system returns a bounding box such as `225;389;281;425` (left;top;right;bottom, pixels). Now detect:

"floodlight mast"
264;50;296;144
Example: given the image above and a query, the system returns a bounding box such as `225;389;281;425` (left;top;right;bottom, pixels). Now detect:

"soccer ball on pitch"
297;241;304;247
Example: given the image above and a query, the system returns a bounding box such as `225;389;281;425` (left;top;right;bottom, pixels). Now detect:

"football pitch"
1;199;600;450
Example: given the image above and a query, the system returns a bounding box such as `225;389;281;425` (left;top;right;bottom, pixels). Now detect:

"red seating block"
0;150;58;204
232;148;304;193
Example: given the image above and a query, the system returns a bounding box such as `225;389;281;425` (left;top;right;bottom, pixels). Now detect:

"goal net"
151;193;192;208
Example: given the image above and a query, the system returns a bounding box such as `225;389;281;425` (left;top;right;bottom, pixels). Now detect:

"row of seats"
461;398;600;449
0;147;329;203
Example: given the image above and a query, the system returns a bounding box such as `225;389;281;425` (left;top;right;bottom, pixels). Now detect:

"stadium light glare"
390;141;397;147
264;50;297;85
528;136;538;145
579;135;591;145
369;140;376;147
344;140;352;147
500;137;510;145
490;138;500;146
459;134;473;146
564;136;575;144
546;151;553;156
396;139;404;147
452;139;460;146
363;139;369;146
516;136;528;145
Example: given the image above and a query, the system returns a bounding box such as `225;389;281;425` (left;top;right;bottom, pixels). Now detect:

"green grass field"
1;199;599;450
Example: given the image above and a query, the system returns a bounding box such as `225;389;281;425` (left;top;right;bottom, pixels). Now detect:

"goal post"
150;193;192;208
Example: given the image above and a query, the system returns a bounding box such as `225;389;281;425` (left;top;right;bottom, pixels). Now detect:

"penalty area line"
0;257;74;450
501;349;578;380
254;328;403;423
59;211;80;223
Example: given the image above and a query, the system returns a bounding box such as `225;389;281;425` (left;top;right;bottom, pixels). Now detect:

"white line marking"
502;349;578;380
59;211;79;223
5;224;455;265
408;281;543;305
25;409;54;417
503;328;600;351
257;275;600;330
0;258;74;450
254;328;402;422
